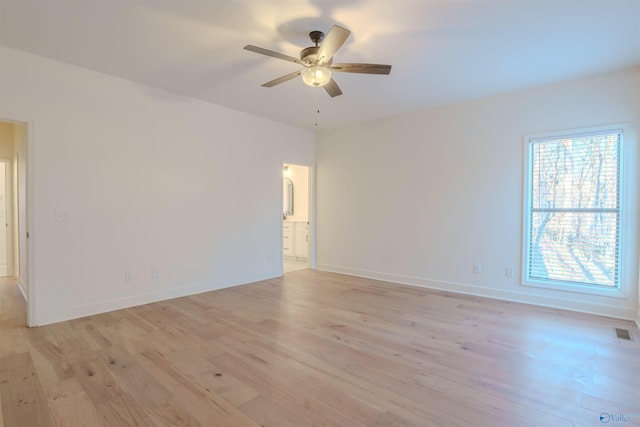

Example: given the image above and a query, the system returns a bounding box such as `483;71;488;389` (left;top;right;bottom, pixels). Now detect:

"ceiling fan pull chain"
314;91;321;127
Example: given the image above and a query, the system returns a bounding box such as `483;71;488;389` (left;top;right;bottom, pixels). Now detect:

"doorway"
0;119;29;321
0;161;8;276
282;163;311;273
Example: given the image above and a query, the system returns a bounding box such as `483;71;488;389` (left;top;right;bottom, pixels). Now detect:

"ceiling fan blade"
331;63;392;75
262;71;302;88
317;25;350;63
323;78;342;97
243;45;306;65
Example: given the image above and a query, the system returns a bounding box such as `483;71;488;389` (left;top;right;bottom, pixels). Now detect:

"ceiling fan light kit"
244;25;391;97
301;66;332;87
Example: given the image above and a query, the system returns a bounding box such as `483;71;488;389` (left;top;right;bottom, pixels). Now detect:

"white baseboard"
18;279;27;301
32;265;639;328
34;271;279;326
316;264;638;322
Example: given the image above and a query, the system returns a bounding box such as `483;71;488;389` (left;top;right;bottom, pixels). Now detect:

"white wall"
317;67;640;321
0;46;315;325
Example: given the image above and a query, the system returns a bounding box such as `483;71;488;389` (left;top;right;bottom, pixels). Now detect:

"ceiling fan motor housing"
300;46;333;65
300;46;319;63
301;30;328;64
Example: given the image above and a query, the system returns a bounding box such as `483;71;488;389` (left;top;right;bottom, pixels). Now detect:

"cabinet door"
283;232;294;256
294;222;309;259
283;222;294;256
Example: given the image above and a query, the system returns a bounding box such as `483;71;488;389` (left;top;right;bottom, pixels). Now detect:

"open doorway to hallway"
0;120;28;316
283;163;310;274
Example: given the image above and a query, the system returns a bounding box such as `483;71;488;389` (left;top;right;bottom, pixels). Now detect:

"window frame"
521;124;627;298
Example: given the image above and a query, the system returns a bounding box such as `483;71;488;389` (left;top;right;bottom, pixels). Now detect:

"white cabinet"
294;222;309;259
283;222;294;257
283;221;309;260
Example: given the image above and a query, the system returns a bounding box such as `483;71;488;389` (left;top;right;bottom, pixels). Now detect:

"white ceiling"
1;0;639;131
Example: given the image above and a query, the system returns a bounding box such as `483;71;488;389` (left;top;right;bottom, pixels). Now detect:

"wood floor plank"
195;371;260;408
99;345;174;407
137;348;261;427
45;378;105;427
93;395;155;427
1;272;639;426
0;352;55;426
28;334;74;384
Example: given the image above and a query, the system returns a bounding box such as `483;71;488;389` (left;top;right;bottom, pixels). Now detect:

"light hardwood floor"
1;272;639;426
283;258;308;274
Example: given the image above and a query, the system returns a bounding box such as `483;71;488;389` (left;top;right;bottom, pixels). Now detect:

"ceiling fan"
243;25;391;97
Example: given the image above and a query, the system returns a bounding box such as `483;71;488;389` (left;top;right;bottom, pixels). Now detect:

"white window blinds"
525;129;622;288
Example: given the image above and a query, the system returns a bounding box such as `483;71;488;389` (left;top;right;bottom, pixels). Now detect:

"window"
523;127;623;292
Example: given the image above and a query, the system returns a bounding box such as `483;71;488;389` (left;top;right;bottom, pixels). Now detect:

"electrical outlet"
151;268;160;279
473;264;482;274
125;272;133;282
55;209;69;222
505;267;514;278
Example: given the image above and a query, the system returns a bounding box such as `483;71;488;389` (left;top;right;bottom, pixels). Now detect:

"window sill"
522;279;626;299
